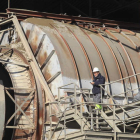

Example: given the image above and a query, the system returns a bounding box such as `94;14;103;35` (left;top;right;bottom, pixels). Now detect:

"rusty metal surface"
100;31;131;96
0;80;5;140
1;15;140;139
43;24;80;86
108;29;140;93
1;16;140;103
86;29;123;95
34;75;43;140
24;18;92;90
121;29;140;52
104;29;136;93
0;47;38;140
19;17;140;104
52;21;92;89
4;8;140;30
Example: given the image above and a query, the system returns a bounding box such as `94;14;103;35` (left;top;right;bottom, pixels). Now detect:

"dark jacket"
92;73;105;95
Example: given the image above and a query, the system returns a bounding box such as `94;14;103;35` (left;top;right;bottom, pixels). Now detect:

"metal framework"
99;73;140;104
46;74;140;140
5;87;35;129
0;10;140;139
0;16;40;139
0;79;36;138
0;8;140;30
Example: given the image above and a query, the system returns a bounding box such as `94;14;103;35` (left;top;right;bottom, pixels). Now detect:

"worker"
90;67;105;109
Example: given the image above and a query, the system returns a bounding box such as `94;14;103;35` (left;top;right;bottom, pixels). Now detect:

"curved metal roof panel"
19;18;140;104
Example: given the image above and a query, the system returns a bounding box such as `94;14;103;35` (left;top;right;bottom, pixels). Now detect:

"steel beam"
6;126;34;129
34;34;46;57
5;8;140;29
50;24;80;84
40;50;55;70
5;89;35;127
47;71;61;84
6;90;35;125
0;58;29;67
66;27;93;80
10;16;59;112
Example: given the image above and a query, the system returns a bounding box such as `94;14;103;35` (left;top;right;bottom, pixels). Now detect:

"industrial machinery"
0;8;140;140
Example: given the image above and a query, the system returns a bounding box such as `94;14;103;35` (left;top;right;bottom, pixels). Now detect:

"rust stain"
30;42;37;53
38;51;48;66
51;108;59;122
30;35;38;53
44;68;52;81
53;33;70;59
25;29;30;39
16;35;21;42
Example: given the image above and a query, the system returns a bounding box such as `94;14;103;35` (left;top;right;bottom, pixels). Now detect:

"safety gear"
93;67;99;72
95;104;102;110
92;73;105;95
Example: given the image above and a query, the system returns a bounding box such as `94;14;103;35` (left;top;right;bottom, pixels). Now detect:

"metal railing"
46;82;140;140
100;73;140;104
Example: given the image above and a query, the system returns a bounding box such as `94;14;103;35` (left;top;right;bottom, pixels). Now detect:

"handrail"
48;101;140;139
49;106;69;140
100;73;140;86
49;83;91;139
58;83;91;105
99;73;140;109
100;86;131;118
112;87;140;97
47;82;140;139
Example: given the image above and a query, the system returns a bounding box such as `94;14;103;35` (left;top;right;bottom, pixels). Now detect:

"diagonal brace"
5;90;35;127
6;90;35;125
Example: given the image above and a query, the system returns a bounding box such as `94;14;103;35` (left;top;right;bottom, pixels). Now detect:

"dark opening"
0;63;15;140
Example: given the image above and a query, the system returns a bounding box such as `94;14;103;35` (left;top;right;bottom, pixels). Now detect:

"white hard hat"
93;67;99;72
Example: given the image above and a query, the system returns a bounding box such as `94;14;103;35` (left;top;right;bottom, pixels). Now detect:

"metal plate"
106;29;136;92
110;30;140;94
88;31;124;95
52;21;92;89
101;32;131;96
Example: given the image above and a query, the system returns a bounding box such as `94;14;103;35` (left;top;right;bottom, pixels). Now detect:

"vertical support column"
126;91;129;104
80;103;83;133
64;100;66;140
74;85;77;114
8;0;10;18
91;111;93;130
49;103;52;139
113;105;116;140
96;110;99;130
58;88;61;113
8;0;10;8
88;89;90;101
123;110;125;133
101;86;103;104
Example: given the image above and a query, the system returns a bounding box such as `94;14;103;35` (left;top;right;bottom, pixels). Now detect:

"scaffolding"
46;74;140;140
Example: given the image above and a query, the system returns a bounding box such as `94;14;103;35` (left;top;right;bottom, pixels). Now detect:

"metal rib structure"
20;18;140;104
0;13;140;139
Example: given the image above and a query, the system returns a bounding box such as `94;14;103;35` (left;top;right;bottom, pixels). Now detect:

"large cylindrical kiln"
0;14;140;140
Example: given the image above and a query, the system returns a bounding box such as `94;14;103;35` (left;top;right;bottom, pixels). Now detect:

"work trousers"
93;93;101;103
